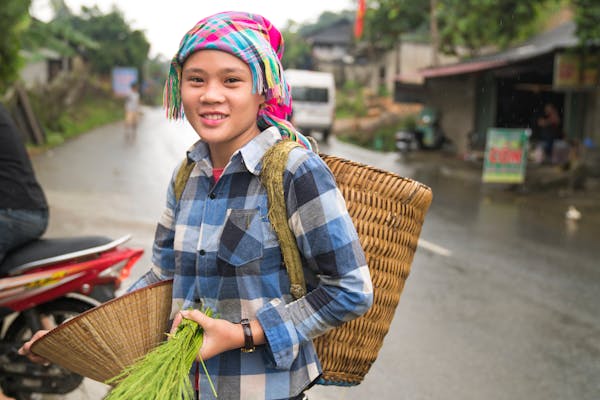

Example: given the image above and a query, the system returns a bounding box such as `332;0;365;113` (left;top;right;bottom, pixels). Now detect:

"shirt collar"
185;126;282;176
238;127;281;176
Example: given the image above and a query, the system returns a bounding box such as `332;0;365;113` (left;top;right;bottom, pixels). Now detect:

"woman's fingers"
169;311;183;335
179;309;210;326
18;330;50;365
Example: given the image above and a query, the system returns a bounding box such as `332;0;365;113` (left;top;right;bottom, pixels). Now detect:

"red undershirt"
213;168;224;183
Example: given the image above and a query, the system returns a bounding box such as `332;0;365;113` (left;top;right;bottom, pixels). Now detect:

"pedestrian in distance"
20;10;373;400
0;102;49;265
536;103;562;163
124;81;141;142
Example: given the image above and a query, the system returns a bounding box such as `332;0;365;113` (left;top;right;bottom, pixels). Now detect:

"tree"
69;5;150;76
360;0;429;60
572;0;600;46
281;20;313;69
436;0;549;56
0;0;31;92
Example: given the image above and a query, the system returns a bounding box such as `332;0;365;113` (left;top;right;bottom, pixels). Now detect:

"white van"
285;69;336;142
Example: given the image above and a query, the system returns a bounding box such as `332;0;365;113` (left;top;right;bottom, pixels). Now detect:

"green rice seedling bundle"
105;308;217;399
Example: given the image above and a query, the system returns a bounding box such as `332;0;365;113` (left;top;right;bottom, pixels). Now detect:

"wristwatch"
240;318;255;353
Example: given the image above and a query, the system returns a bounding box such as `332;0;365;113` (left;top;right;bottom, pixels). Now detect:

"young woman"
21;11;373;400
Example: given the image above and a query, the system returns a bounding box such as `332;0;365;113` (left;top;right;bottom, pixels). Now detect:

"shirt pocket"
217;208;264;267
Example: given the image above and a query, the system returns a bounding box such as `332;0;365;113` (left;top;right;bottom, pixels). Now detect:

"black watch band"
240;318;255;353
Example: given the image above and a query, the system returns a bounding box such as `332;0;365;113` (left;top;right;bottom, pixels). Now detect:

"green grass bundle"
105;309;217;399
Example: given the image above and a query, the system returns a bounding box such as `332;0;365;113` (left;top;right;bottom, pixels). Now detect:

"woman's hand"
18;330;50;365
170;310;244;361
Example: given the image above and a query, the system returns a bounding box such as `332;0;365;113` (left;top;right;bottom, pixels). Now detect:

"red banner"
354;0;366;39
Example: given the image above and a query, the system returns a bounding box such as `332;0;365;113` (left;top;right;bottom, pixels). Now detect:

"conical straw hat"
31;280;173;384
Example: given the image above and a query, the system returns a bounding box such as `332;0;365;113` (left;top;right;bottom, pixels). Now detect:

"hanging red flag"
354;0;366;39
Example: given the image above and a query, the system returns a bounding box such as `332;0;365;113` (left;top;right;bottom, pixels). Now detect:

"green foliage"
298;10;356;36
281;21;312;69
22;17;99;57
105;311;217;400
67;5;150;76
350;0;566;58
338;114;418;152
572;0;600;45
436;0;550;56
144;55;170;106
336;80;368;118
27;77;123;147
364;0;429;52
0;0;31;92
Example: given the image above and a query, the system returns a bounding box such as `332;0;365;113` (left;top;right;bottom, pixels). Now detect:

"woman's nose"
200;83;224;103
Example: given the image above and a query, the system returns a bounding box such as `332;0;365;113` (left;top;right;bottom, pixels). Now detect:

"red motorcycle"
0;234;143;399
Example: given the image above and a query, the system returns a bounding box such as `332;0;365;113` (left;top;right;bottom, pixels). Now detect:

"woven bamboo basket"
315;154;432;385
31;280;173;383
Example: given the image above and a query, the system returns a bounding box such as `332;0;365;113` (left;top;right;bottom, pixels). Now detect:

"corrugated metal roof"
421;22;578;78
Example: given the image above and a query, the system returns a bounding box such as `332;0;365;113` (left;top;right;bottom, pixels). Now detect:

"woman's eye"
225;77;241;84
187;76;203;83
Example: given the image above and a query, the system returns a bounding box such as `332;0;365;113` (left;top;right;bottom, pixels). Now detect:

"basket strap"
174;157;195;202
260;140;307;300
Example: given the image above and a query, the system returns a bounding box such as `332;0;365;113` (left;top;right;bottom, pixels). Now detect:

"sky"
30;0;355;58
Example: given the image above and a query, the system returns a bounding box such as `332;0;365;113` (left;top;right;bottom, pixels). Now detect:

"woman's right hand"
18;330;50;365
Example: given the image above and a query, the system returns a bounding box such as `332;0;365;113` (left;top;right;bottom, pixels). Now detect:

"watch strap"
240;318;255;353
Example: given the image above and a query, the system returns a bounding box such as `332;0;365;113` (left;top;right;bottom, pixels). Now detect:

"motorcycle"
0;234;143;400
395;107;451;155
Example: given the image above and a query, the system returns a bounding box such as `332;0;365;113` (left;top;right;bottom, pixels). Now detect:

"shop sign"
482;128;530;183
554;52;600;90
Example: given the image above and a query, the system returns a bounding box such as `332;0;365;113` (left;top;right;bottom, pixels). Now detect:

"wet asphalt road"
31;107;600;399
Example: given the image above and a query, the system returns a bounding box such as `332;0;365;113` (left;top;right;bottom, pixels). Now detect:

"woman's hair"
164;11;311;149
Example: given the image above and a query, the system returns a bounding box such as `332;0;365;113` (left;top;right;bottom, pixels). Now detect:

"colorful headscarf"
164;11;312;149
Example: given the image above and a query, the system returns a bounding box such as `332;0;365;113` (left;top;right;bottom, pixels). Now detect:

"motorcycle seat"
0;236;113;277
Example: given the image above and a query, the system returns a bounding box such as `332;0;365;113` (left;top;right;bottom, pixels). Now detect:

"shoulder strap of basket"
174;157;195;202
260;140;307;300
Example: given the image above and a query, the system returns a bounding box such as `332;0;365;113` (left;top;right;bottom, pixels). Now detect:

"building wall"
20;61;49;89
313;41;458;95
425;74;478;154
312;44;348;63
382;42;458;94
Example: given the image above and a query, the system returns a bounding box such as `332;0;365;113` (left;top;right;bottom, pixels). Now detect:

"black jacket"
0;103;48;210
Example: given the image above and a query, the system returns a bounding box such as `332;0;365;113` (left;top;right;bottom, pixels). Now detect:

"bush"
335;80;368;118
337;114;419;152
26;73;124;147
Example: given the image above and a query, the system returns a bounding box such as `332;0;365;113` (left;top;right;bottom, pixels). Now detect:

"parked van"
285;69;336;142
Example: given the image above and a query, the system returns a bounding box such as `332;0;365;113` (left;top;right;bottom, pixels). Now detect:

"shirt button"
209;193;216;199
199;249;206;255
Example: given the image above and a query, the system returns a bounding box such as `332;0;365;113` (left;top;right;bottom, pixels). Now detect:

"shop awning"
420;59;508;78
417;22;578;80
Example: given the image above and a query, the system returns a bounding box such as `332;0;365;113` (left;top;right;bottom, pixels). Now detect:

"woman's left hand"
170;310;243;361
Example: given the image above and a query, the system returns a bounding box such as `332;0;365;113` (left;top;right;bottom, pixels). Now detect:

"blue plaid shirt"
130;127;373;400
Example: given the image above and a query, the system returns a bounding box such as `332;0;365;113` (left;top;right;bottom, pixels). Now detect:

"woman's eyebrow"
183;67;246;74
182;67;206;74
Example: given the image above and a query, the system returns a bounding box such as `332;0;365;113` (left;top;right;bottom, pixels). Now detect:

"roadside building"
419;21;600;159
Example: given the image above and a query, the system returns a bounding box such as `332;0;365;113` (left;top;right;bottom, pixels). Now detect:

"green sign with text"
482;128;530;183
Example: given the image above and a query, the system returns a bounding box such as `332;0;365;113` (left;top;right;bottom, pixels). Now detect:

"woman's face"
181;50;264;165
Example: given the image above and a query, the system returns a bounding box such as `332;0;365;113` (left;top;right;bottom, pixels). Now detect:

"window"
291;87;329;103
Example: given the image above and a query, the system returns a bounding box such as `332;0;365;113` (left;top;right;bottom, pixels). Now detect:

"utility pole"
430;0;440;66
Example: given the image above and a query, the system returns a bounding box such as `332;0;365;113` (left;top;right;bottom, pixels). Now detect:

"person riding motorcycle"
0;102;49;264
